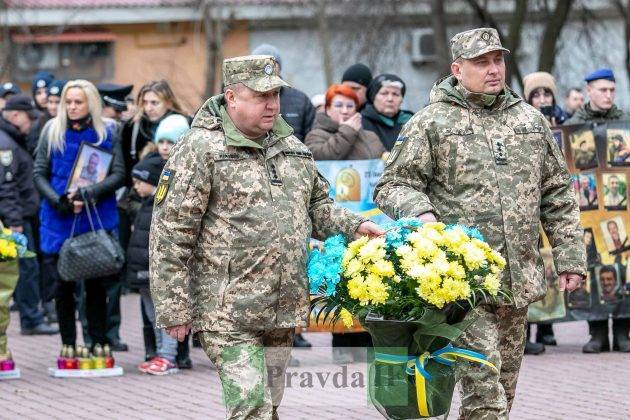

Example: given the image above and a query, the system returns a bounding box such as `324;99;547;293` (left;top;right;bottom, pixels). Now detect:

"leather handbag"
57;199;125;282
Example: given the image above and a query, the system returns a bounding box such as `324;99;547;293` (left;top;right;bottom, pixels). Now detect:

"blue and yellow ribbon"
374;343;498;417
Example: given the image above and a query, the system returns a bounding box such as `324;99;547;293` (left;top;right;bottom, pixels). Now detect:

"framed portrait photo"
528;248;566;321
567;270;592;309
606;128;630;167
583;227;600;267
570;129;598;170
65;142;113;194
552;129;564;152
602;173;628;211
573;171;598;211
594;264;621;305
600;216;630;255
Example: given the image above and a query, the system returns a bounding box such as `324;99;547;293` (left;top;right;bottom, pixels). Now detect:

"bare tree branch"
612;0;630;87
316;0;333;86
464;0;524;90
537;0;575;72
431;0;451;77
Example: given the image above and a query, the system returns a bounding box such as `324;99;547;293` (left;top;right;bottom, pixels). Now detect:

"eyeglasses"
332;101;355;110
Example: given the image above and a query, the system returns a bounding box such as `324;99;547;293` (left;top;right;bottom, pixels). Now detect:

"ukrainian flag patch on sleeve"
155;170;174;206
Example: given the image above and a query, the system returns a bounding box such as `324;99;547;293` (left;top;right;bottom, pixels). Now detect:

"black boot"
524;341;545;355
535;323;557;346
612;318;630;352
524;324;545;355
293;333;312;348
177;334;193;369
143;326;156;361
582;320;610;353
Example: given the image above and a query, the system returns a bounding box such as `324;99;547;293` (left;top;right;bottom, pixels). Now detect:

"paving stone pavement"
1;294;628;419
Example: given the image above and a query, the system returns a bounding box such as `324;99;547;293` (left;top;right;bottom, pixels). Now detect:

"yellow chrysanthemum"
431;251;450;274
442;227;469;250
395;244;413;258
446;261;466;280
0;239;17;259
347;236;369;255
347;275;369;304
339;308;354;328
418;225;445;246
365;273;389;304
370;259;395;278
483;274;500;296
344;257;363;277
461;242;486;269
357;237;386;264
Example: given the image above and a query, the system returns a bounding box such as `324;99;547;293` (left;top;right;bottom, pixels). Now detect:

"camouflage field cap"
222;55;290;92
450;28;510;61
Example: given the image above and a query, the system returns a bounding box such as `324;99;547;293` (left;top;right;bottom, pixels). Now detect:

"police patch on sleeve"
155;170;174;206
0;150;13;167
385;136;407;166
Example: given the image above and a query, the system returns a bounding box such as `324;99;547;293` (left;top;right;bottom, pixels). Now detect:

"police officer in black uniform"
0;95;57;335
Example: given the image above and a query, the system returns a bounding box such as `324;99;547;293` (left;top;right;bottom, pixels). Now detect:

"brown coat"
305;112;386;160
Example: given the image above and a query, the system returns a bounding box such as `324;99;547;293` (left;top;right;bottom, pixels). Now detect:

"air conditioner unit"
411;29;436;64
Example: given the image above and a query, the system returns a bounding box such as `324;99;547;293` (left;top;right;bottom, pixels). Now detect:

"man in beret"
150;54;383;418
375;28;586;418
566;68;629;125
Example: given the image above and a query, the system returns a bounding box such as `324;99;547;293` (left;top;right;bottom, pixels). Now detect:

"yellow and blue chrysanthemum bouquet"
307;218;510;419
0;226;35;360
0;228;34;262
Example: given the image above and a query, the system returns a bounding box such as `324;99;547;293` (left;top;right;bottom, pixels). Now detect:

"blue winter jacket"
33;119;125;254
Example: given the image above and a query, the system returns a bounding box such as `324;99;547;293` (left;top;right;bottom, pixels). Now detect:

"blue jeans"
14;220;45;329
139;287;177;363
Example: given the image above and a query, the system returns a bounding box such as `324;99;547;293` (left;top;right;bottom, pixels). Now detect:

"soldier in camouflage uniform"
149;55;382;419
374;28;587;419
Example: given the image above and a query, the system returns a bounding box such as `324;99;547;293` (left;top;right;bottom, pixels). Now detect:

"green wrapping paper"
0;261;19;356
363;307;476;419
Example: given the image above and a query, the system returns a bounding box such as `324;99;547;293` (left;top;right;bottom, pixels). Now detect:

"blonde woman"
33;79;125;354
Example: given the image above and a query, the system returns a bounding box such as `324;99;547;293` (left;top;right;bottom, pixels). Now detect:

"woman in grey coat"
305;84;385;161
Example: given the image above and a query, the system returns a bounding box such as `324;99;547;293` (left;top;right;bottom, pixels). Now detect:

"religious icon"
335;166;361;202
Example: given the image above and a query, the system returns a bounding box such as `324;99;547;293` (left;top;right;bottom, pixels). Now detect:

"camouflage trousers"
455;304;528;420
198;328;295;420
0;261;19;356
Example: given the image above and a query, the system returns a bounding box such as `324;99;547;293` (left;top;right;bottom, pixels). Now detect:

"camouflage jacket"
149;94;365;332
374;76;586;308
565;103;629;125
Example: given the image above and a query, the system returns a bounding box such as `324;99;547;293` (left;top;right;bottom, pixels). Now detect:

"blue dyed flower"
307;235;347;296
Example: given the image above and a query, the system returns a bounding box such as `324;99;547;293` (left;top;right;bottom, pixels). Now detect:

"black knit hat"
341;63;373;88
367;74;406;104
131;155;165;187
4;94;35;112
3;94;38;118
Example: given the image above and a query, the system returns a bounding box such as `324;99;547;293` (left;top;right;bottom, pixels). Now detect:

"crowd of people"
0;39;628;379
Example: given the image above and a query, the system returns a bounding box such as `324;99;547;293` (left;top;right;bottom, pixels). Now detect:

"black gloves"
52;195;73;214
